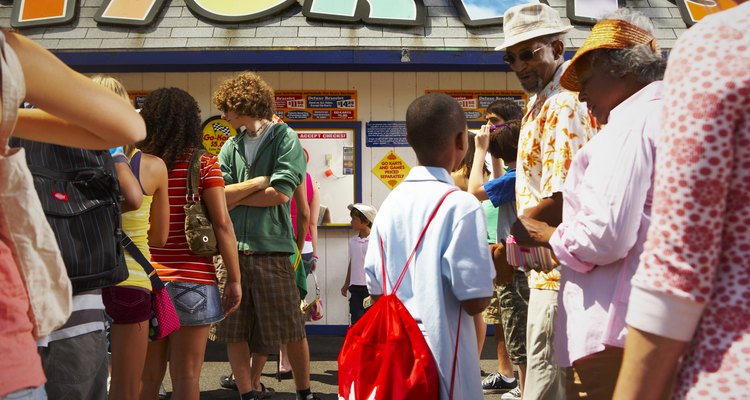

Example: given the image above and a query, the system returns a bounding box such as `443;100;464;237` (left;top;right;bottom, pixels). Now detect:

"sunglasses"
502;43;550;65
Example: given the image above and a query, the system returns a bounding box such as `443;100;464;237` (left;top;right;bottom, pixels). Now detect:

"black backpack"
10;138;128;294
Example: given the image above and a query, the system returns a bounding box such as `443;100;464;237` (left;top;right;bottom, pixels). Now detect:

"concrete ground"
162;335;512;399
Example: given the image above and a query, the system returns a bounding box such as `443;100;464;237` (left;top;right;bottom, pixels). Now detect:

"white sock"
499;373;516;383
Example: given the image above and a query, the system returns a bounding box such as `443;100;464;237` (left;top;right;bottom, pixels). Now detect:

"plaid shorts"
210;254;305;354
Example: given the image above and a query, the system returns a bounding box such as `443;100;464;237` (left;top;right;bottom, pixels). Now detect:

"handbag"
120;235;180;340
184;149;219;256
301;271;323;322
505;234;558;271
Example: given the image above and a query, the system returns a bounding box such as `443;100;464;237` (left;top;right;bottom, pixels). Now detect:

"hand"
511;215;556;247
490;243;515;285
475;123;491;152
311;259;317;272
341;285;348;297
222;282;242;316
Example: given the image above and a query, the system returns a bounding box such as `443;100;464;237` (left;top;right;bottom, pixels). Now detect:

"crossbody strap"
120;234;165;291
186;148;204;201
379;188;458;295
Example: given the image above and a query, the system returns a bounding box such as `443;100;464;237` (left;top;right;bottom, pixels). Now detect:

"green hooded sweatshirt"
218;122;305;253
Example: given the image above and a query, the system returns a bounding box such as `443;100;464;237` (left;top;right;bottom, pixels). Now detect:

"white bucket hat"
494;3;573;50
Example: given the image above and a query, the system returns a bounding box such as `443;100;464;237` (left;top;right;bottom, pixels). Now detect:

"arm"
467;124;490;201
292;183;310;252
511;192;563;246
491;157;504;179
8;32;145;148
341;260;352;296
309;178;321;267
203;185;242;315
548;123;656;273
145;157;170;247
224;177;269;210
235;186;289;207
113;155;142;213
613;327;687;400
462;297;491;316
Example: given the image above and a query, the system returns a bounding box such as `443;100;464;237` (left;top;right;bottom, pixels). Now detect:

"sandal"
219;373;237;391
249;383;275;399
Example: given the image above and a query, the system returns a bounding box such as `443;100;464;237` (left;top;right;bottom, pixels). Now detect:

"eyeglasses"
502;43;550;65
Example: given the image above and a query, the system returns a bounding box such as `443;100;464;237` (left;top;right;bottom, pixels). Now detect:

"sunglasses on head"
502;43;550;65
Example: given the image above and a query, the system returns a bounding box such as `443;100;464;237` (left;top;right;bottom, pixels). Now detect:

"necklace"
250;120;270;137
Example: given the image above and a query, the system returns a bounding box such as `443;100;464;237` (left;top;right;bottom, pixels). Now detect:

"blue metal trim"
52;49;577;73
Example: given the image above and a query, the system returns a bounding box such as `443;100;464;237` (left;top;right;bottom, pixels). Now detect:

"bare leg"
474;314;486;358
519;364;527;394
286;337;311;390
227;342;254;394
168;325;211;400
109;321;149;400
140;338;168;400
250;353;269;391
279;344;291;372
494;323;515;378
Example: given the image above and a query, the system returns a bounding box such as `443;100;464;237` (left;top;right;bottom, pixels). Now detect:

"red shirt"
150;151;225;284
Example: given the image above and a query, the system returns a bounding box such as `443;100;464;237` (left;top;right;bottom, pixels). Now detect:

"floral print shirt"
516;61;598;290
626;3;750;399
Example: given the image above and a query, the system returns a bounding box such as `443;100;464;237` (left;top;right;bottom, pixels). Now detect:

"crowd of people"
0;1;747;400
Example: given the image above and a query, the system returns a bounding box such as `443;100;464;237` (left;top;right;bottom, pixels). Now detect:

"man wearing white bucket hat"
494;3;598;400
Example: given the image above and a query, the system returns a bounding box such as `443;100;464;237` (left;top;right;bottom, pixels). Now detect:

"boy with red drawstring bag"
338;93;495;399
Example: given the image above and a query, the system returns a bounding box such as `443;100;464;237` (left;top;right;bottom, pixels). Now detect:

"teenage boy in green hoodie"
211;72;319;400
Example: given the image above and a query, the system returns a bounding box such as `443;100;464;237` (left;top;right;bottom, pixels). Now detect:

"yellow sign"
201;116;237;156
372;150;411;190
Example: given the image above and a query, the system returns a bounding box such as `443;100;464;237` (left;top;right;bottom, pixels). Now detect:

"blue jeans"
0;386;46;400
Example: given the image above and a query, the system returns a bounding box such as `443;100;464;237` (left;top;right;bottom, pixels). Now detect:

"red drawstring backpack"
338;190;462;400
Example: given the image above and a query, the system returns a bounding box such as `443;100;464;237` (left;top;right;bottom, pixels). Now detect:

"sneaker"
219;374;237;391
500;386;522;400
482;372;518;394
158;383;167;399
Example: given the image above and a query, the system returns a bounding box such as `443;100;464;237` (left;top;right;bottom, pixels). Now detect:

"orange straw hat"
560;19;660;92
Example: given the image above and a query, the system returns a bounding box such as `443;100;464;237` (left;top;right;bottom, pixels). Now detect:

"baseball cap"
348;203;378;224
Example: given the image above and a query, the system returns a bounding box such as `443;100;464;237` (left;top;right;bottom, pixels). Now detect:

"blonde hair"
91;75;129;102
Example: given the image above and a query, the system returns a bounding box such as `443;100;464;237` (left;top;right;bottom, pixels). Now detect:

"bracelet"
312;255;319;261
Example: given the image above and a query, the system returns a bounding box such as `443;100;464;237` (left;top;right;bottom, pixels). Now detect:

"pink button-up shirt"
549;81;663;366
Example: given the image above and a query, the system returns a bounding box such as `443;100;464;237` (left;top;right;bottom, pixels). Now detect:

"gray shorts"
39;331;108;400
166;281;224;326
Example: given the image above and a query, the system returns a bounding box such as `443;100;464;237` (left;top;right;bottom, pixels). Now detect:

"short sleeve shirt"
516;61;598;290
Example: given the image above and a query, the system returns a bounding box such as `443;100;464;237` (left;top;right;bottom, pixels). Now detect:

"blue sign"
366;121;409;148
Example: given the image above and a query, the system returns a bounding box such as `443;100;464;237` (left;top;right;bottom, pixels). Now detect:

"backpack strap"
186;149;205;201
390;188;458;294
120;234;165;291
448;305;462;399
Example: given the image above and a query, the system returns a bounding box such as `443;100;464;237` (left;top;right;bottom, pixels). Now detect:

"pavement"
161;335;514;399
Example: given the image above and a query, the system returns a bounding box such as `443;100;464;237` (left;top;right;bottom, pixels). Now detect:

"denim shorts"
165;281;224;326
0;386;46;400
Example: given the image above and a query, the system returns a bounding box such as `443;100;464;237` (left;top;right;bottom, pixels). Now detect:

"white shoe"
500;386;521;400
159;383;167;399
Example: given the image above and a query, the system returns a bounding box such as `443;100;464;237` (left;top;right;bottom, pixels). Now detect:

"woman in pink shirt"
512;9;665;399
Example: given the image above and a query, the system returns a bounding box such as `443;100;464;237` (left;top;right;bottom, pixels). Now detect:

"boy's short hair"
485;100;524;122
406;93;466;161
212;72;275;120
348;203;377;227
488;119;521;163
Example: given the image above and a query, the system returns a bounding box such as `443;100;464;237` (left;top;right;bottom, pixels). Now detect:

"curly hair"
138;88;202;170
212;72;275;120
